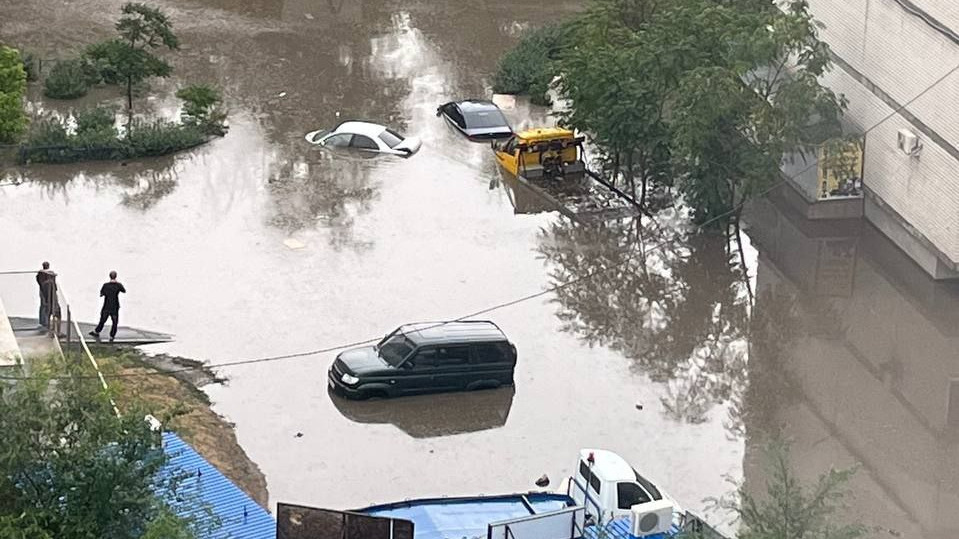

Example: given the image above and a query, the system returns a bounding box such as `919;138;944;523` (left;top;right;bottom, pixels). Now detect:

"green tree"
492;23;570;106
0;45;28;144
714;441;866;539
547;0;844;222
87;3;178;117
175;84;227;135
0;364;195;539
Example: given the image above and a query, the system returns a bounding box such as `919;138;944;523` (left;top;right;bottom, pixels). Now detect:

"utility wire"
2;60;956;382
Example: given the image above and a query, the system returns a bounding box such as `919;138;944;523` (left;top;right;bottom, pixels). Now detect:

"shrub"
21;51;39;82
73;107;121;150
24;119;69;146
43;58;97;99
125;120;206;157
17;110;209;164
492;23;570;106
0;45;28;143
175;84;227;135
84;41;124;85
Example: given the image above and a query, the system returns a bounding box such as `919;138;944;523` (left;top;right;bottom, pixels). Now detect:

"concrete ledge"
0;298;23;367
773;179;864;220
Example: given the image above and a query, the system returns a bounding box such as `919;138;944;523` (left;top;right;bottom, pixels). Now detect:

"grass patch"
88;346;269;508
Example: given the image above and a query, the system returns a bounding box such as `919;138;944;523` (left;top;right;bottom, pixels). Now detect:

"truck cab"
569;449;677;524
492;127;586;179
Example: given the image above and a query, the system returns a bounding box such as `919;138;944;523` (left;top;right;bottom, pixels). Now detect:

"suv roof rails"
400;320;503;332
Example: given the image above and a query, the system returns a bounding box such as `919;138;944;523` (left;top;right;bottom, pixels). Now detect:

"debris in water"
295;432;303;438
535;474;550;487
278;91;287;98
491;94;516;110
304;13;314;20
283;238;306;250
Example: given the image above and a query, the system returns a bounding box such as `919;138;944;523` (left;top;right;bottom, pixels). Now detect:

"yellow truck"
492;127;586;180
491;127;642;222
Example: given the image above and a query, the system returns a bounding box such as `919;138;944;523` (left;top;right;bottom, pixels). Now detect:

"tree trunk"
612;152;621;189
640;170;648;209
126;76;134;136
732;202;754;306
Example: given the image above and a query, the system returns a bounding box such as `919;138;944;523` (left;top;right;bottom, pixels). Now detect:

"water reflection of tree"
725;287;804;439
266;150;377;250
538;216;751;424
119;166;179;210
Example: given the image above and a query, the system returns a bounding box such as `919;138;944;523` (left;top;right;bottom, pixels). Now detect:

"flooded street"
2;1;957;538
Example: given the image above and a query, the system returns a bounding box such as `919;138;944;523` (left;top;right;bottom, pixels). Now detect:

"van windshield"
377;335;415;366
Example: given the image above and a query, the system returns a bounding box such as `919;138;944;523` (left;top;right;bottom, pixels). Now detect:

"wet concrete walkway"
8;316;173;345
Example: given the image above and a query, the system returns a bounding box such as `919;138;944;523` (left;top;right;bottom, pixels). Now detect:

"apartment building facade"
803;0;959;279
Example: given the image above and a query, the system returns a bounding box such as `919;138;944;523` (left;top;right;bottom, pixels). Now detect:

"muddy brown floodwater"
2;1;958;538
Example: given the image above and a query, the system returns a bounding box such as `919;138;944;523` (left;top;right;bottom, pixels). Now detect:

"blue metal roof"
159;431;276;539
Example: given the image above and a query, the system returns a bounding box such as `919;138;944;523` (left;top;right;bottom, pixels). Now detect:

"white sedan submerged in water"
305;121;422;157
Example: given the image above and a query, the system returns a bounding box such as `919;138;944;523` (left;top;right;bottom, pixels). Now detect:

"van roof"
579;448;636;483
399;321;507;345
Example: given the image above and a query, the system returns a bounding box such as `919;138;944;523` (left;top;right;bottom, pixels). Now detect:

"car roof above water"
334;121;389;138
454;99;500;112
399;321;508;345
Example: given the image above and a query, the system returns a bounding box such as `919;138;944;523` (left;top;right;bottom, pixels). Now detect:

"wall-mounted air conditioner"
897;129;922;157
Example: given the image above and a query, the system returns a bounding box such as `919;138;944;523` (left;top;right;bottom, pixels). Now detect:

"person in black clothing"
36;261;58;328
89;271;126;342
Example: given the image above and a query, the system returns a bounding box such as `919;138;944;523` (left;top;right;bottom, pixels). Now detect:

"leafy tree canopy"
0;364;194;539
0;45;28;144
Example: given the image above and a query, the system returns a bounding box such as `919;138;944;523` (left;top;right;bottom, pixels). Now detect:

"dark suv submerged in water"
328;321;517;399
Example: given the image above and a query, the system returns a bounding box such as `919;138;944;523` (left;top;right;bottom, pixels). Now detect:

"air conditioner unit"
630;499;674;537
897;129;922;156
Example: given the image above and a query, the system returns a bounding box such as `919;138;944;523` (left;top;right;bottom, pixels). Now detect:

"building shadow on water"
742;196;959;539
328;386;515;439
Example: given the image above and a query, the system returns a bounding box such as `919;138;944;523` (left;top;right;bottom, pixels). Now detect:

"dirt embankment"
96;348;269;509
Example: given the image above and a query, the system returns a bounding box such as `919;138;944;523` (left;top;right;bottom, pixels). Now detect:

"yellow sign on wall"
817;138;864;199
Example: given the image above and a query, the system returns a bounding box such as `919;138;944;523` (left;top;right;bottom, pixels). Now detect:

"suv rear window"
473;342;510;363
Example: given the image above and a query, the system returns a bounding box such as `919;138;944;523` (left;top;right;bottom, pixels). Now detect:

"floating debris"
283;238;306;250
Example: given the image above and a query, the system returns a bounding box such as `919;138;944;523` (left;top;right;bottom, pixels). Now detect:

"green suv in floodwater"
328;321;517;399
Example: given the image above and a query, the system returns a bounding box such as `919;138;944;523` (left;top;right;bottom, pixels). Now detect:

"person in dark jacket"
36;262;57;328
89;271;126;342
